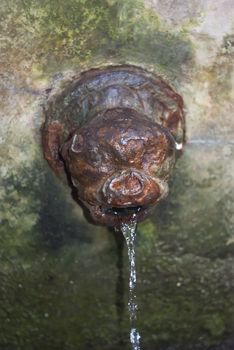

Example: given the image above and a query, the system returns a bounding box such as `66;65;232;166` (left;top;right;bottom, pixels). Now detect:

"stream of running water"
121;215;141;350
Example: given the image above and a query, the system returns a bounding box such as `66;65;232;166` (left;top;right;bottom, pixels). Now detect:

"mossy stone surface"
0;0;234;349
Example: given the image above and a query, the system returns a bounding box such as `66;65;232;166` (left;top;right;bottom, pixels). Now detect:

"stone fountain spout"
42;65;185;227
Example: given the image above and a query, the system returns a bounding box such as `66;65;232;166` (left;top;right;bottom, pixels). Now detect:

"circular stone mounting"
42;65;185;227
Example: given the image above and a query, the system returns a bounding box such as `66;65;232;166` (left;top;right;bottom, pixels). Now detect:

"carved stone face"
61;108;176;226
42;65;185;227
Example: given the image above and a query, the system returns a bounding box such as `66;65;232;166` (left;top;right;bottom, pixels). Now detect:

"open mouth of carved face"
86;198;159;226
103;205;143;217
89;204;149;227
91;203;155;227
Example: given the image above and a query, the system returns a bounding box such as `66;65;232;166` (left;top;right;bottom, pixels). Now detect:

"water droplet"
175;142;183;150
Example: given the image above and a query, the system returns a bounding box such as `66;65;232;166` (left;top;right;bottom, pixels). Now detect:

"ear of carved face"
42;121;65;175
60;108;176;226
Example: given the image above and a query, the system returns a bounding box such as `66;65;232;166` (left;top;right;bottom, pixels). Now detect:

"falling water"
121;214;141;350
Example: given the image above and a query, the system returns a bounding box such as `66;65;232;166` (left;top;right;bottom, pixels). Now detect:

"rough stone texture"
146;0;234;140
0;0;234;349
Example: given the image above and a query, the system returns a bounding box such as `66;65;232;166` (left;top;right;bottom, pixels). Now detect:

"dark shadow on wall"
35;162;92;249
111;228;127;347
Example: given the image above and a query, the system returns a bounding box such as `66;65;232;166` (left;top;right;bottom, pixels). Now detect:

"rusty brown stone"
42;65;185;227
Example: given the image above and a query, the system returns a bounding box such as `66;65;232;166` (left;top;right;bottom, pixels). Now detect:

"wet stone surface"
0;0;234;349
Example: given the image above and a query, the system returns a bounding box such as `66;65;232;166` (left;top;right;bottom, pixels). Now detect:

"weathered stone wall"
0;1;233;349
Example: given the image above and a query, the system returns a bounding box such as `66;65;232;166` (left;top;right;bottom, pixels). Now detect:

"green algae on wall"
1;0;193;79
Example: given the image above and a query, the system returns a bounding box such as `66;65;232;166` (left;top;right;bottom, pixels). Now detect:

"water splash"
121;215;141;350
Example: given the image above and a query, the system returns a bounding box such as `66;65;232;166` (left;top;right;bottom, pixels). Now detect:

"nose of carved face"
102;170;161;207
86;171;166;227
